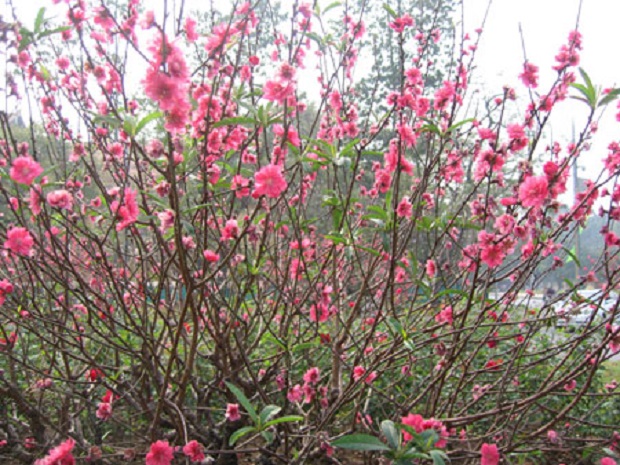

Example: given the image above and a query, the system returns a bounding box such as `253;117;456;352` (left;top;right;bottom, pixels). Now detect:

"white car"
553;289;619;328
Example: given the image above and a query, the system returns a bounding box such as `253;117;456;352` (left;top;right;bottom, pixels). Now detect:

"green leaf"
34;8;46;34
563;246;580;266
382;3;398;18
322;1;342;15
225;382;259;423
229;426;256;446
123;117;136;136
38;26;71;39
135;111;163;135
416;429;440;450
570;82;596;109
292;340;320;352
579;68;595;95
400;450;430;460
263;415;304;428
325;234;345;244
354;245;381;257
447;117;475;133
429;450;448;465
331;434;391;452
261;430;274;444
419;124;442;135
366;205;388;221
259;405;281;425
381;420;401;449
18;27;33;51
387;318;405;339
598;88;620;107
212;116;258;128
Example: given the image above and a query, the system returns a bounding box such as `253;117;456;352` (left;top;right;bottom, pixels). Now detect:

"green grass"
602;359;620;385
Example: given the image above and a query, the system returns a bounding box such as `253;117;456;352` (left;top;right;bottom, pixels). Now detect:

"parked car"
553;289;619;328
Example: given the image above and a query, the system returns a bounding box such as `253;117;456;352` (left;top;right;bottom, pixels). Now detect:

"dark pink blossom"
303;367;320;385
145;440;174;465
519;62;539;88
34;438;75;465
111;188;139;231
480;443;499;465
183;440;205;462
225;403;241;421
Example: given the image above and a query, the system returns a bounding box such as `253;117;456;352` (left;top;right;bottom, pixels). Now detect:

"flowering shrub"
0;1;620;464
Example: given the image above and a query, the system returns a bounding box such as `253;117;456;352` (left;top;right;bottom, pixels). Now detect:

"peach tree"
0;0;619;464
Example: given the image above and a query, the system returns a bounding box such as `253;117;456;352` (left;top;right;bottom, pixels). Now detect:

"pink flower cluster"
401;413;449;448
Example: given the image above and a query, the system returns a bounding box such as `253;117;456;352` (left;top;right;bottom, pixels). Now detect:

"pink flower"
547;430;558;443
221;219;239;241
609;326;620;353
480;443;499;465
185;17;199;42
29;188;42;215
203;250;220;263
0;279;14;306
519;62;539;88
10;156;43;185
564;379;577;391
96;402;112;420
47;190;73;210
4;227;34;256
252;164;287;199
601;458;617;465
397;197;413;218
182;440;205;463
157;210;175;232
426;259;436;278
435;306;453;325
519;176;548;209
401;414;448;448
111;188;139;231
226;403;241;421
303;367;320;385
34;438;75;465
287;384;303;403
145;440;174;465
353;366;366;381
507;123;528;151
263;79;295;105
389;14;414;33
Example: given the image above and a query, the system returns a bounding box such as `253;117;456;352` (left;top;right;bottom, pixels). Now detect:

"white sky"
4;0;620;180
462;0;620;179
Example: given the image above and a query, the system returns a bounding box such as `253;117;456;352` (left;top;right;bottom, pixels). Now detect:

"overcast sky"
4;0;620;179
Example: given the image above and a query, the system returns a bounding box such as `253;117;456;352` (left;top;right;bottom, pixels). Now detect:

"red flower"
111;188;139;231
34;438;75;465
519;62;539;88
145;440;174;465
182;440;205;462
480;443;500;465
303;367;320;385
